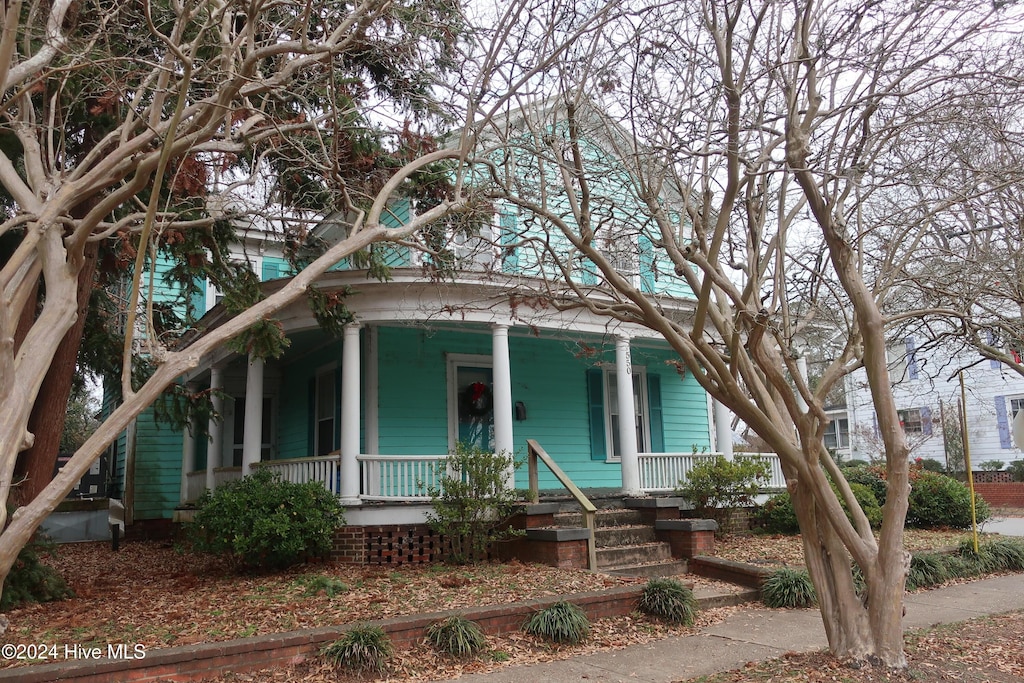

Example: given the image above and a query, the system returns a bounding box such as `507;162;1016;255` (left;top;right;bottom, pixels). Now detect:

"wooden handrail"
526;439;598;571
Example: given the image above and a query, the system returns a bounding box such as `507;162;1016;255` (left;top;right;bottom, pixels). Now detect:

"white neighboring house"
836;337;1024;469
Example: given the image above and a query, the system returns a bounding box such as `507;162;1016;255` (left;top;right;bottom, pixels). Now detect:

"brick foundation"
331;525;447;565
494;528;590;569
974;482;1024;509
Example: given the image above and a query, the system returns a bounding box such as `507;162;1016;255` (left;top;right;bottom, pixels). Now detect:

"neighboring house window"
314;368;338;456
897;407;932;435
823;414;850;450
1010;397;1024;419
586;367;665;461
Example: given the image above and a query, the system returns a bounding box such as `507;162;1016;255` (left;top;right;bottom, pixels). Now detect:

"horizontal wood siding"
508;338;618;490
132;410;183;520
377;327;470;456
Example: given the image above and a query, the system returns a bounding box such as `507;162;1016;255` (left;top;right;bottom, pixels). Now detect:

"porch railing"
183;467;243;502
359;454;449;501
527;439;598;571
255;457;342;495
638;452;786;493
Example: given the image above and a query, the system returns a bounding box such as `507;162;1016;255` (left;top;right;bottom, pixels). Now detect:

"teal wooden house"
115;109;764;541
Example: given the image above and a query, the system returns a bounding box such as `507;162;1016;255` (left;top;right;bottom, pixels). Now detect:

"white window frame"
823;411;850;451
898;408;923;435
1009;396;1024;420
205;253;264;312
602;365;649;462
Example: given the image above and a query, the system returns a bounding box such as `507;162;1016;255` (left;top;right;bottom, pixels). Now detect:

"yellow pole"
959;372;979;553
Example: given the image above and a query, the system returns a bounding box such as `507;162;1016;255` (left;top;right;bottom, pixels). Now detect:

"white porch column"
180;383;198;503
616;334;642;495
714;400;734;460
206;367;224;491
241;354;265;475
340;324;362;505
492;323;515;487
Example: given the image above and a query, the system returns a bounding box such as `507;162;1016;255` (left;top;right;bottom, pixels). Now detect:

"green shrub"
188;468;346;571
638;578;698;626
427;615;487;657
757;492;800;534
427;442;522;564
907;471;990;529
761;568;816;608
1007;460;1024;482
1;528;73;611
322;624;393;674
756;481;881;535
841;466;888;506
677;455;770;533
918;458;946;473
844;482;883;529
979;460;1005;471
906;553;947;590
523;601;590;644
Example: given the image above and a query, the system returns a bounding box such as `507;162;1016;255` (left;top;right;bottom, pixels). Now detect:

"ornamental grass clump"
906;553;948;591
427;615;487;657
638;578;698;626
321;624;393;674
976;538;1024;573
523;601;590;644
761;568;816;608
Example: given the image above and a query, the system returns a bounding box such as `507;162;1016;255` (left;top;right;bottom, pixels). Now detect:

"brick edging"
2;585;755;683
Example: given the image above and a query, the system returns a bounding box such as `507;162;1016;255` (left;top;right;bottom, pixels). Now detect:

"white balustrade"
359;454;450;501
637;452;785;493
255;457;342;495
184;467;244;501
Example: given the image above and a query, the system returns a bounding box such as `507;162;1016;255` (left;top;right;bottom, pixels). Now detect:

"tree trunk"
13;242;100;505
790;475;909;668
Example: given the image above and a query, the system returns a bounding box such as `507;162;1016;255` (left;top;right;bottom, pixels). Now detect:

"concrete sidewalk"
444;573;1024;683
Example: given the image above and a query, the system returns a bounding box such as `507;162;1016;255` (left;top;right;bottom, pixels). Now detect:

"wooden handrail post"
528;442;539;503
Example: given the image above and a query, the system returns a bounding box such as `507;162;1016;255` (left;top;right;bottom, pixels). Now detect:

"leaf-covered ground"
4;541;649;661
714;529;980;569
679;610;1024;683
3;528;1011;681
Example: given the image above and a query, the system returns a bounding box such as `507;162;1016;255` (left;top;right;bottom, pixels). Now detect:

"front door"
450;362;494;451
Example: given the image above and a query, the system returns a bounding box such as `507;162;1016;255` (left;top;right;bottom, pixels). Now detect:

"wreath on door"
462;381;493;417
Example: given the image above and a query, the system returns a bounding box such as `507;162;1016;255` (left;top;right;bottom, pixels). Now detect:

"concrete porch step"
596;541;673;569
594;525;657;548
554;508;644;528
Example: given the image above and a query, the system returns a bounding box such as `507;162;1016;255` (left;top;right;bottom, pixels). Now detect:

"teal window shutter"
263;261;280;280
500;210;519;273
587;368;606;461
639;236;655;294
995;396;1011;448
647;373;664;452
